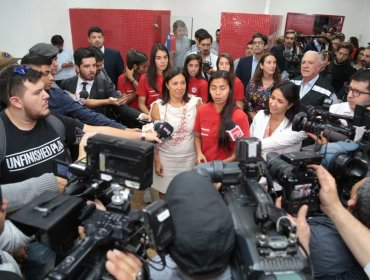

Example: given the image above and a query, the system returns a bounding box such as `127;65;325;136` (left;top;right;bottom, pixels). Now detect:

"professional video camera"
266;151;322;215
292;104;357;142
194;138;312;279
282;48;302;79
9;134;175;280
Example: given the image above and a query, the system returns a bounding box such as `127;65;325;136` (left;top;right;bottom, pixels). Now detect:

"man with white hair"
291;50;337;109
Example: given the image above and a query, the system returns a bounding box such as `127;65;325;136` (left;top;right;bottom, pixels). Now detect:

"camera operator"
288;165;370;278
329;69;370;141
270;30;301;79
188;31;218;79
106;171;235;280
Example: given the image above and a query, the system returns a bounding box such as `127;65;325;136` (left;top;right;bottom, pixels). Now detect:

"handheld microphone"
225;119;244;141
75;90;89;105
154;122;174;142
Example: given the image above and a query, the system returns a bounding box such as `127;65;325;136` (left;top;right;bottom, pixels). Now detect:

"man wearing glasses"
236;33;268;88
329;69;370;141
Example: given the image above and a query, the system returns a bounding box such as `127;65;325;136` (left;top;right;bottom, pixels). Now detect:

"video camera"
194;138;312;279
10;134;175;280
266;151;322;215
292;104;357;142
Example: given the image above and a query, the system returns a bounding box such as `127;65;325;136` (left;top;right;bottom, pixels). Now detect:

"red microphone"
225;119;244;141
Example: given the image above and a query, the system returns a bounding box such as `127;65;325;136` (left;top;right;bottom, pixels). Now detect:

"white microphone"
225;119;244;141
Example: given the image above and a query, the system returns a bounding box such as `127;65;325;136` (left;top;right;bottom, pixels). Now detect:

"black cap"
166;171;235;277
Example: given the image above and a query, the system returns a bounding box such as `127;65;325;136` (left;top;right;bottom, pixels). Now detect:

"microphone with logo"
142;121;174;144
225;119;244;141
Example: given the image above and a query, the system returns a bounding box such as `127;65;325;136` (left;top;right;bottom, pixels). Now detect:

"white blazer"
250;110;307;158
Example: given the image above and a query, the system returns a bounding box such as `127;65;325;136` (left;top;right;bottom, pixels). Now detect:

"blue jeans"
22;241;56;280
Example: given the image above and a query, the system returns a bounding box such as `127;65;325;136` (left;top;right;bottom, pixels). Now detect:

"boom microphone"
225;119;244;141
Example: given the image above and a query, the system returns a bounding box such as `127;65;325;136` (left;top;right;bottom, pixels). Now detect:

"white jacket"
250;110;307;158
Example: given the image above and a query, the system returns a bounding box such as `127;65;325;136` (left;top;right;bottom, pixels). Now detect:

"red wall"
69;9;171;60
219;13;282;60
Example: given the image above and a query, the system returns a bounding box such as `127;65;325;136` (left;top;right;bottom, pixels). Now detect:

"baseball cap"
29;43;58;57
166;171;235;277
0;51;20;70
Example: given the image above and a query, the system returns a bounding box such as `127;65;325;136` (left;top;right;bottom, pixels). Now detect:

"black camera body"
267;151;322;215
11;134;175;280
194;138;311;279
202;60;212;71
292;105;356;142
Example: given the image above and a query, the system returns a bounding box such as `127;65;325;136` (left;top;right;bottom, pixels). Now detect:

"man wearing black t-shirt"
0;65;160;185
0;64;161;279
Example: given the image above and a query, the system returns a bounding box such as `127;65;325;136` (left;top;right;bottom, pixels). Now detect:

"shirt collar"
303;74;320;86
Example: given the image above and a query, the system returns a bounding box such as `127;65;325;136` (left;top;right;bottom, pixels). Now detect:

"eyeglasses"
344;84;370;97
252;41;265;46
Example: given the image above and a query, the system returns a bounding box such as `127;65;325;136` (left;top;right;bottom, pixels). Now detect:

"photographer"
106;171;235;280
188;31;217;79
289;165;370;278
329;69;370;141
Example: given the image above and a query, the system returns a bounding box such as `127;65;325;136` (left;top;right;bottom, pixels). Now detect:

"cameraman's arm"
2;174;58;212
310;165;370;268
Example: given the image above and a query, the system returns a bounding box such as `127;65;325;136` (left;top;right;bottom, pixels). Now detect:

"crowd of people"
0;20;370;280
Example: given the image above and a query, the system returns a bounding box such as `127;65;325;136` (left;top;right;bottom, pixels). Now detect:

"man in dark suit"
60;47;144;126
88;26;124;87
235;33;267;88
270;29;301;79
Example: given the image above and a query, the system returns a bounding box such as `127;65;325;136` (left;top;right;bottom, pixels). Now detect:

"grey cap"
29;43;58;57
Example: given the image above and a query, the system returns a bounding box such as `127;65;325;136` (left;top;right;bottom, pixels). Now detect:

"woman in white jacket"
250;80;307;158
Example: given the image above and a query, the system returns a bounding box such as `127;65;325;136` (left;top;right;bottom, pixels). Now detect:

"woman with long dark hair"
183;53;208;102
137;43;170;114
194;70;250;163
217;53;245;109
117;49;148;110
151;68;201;197
245;53;280;120
250;80;306;158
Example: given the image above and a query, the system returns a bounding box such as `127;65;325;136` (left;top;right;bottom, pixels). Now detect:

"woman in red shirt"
217;53;245;109
137;44;170;114
117;50;148;110
183;53;208;103
194;70;250;163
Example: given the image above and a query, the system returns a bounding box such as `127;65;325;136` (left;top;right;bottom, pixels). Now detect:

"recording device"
203;60;212;71
266;151;322;215
225;119;244;141
194;138;311;279
10;134;175;279
292;105;356;142
153;121;174;142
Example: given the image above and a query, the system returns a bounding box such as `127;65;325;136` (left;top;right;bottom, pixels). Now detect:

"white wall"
0;0;368;57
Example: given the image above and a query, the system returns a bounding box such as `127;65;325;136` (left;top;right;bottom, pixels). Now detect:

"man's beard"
24;105;50;121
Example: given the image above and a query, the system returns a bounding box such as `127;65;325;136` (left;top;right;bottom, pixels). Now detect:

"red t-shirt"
188;77;208;103
194;102;250;161
137;73;163;110
117;73;139;110
233;77;245;101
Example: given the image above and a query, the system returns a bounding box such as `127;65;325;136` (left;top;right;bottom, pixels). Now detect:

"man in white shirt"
51;35;75;85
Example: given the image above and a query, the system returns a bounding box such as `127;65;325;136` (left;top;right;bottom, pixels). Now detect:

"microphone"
225;119;244;141
75;90;89;105
154;121;174;142
79;90;89;99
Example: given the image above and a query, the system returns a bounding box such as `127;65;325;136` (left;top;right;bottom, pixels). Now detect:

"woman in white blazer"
250;80;307;159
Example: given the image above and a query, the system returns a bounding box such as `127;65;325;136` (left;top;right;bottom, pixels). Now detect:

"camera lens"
330;153;368;179
266;152;294;181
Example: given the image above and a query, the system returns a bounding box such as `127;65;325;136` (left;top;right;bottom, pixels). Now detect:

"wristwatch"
141;131;146;141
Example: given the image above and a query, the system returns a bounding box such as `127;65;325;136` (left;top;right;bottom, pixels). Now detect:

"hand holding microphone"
141;121;174;144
